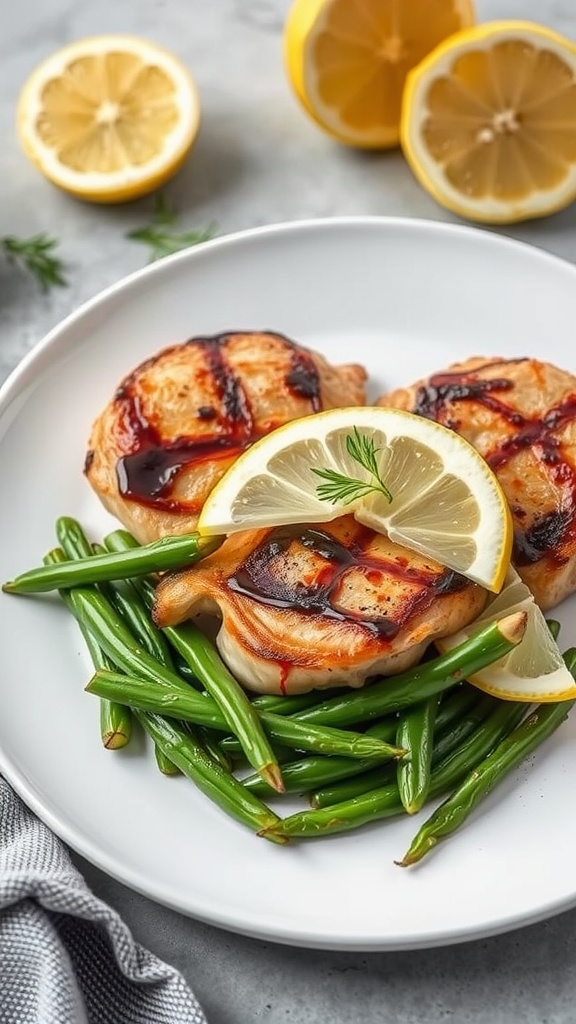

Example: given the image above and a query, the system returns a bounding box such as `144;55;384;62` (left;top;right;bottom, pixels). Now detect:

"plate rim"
3;214;576;952
3;213;576;410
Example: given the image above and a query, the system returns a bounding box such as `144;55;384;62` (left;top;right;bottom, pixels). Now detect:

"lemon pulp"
17;36;200;202
402;21;576;222
198;406;512;593
284;0;475;148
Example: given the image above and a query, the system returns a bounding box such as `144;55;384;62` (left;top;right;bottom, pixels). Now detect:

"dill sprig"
127;193;216;261
312;427;393;505
2;234;67;292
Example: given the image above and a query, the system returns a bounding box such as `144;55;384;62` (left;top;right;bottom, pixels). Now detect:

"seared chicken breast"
153;515;486;694
85;331;367;544
379;356;576;610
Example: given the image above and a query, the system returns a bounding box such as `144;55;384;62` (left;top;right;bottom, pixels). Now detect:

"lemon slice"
283;0;475;149
197;406;512;592
437;566;576;701
16;36;201;203
401;20;576;224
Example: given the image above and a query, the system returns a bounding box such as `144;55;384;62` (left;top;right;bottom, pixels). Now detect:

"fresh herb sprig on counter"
126;193;217;261
312;427;393;505
3;193;215;293
2;233;67;291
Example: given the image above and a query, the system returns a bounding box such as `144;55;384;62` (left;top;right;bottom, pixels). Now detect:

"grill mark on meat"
414;374;517;427
412;361;576;566
285;349;321;409
228;524;468;643
110;332;322;512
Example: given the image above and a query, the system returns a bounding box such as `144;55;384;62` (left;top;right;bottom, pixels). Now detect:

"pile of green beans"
4;516;574;865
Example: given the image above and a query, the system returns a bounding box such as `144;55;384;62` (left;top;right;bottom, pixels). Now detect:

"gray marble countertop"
2;1;576;1021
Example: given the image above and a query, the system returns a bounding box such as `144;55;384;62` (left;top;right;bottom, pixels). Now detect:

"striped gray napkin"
0;777;208;1024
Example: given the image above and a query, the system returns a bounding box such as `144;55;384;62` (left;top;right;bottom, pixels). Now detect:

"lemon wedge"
197;406;512;593
283;0;475;149
16;36;201;203
401;20;576;223
436;566;576;701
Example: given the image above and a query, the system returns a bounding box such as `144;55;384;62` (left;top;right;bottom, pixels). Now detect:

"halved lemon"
197;406;512;592
16;36;201;203
401;21;576;223
437;566;576;701
283;0;475;149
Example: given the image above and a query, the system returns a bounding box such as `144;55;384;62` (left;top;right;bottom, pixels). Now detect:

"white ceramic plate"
1;217;576;952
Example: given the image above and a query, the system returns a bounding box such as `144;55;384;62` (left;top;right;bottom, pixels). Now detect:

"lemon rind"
16;35;201;203
401;20;576;224
284;0;476;150
197;405;512;592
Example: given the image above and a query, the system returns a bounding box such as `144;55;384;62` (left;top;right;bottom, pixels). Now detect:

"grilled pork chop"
378;356;576;610
84;331;367;544
153;515;486;694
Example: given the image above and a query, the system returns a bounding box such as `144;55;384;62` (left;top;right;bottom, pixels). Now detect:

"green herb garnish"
127;193;217;261
312;427;393;505
2;234;67;292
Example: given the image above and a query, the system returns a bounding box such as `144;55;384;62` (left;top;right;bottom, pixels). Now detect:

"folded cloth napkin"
0;777;208;1024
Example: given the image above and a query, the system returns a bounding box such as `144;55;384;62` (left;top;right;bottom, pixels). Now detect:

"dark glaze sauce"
414;360;576;565
91;332;322;513
228;525;467;644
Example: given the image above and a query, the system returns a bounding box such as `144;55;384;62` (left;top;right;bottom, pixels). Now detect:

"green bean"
86;669;406;759
100;528;401;746
103;536;199;684
133;710;286;843
154;744;181;776
362;686;476;745
251;692;343;716
218;733;292;761
434;685;485;734
56;516;96;560
289;613;527;729
3;524;221;593
49;565;285;789
53;582;220;717
310;693;498;808
47;563;275;781
242;751;386;796
91;549;176;672
163;619;284;793
309;763;396;808
101;536;200;689
397;650;576;866
103;529;342;715
97;531;412;771
198;728;235;772
102;529;141;551
264;779;405;838
55;524;177;765
396;695;439;814
362;716;399;744
102;531;494;742
91;538;184;770
74;612;133;751
84;624;134;751
426;699;527;790
429;693;499;765
259;699;527;840
43;548;132;751
103;532;224;693
111;577;177;669
86;633;133;751
105;550;290;785
276;689;491;806
67;526;160;669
